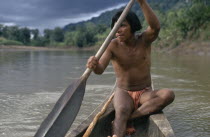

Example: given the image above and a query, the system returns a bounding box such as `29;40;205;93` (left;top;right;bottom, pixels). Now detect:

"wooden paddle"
34;0;135;137
83;92;115;137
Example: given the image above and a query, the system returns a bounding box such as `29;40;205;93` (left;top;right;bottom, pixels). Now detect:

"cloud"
2;22;16;26
54;3;126;25
0;0;127;31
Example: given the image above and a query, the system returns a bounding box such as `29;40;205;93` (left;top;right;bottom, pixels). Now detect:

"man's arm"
137;0;160;43
86;44;112;75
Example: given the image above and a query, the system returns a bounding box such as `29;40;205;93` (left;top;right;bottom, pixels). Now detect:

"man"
86;0;175;136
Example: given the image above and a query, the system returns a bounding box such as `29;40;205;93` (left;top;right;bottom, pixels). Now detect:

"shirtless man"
86;0;175;136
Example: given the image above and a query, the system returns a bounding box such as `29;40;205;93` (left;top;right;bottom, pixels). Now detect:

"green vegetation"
154;0;210;48
0;37;23;45
0;0;209;49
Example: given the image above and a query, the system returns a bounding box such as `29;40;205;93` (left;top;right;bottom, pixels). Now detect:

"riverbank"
1;41;210;56
0;45;98;51
168;41;210;56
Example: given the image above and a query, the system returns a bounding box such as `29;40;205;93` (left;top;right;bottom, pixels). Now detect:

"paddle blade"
34;77;87;137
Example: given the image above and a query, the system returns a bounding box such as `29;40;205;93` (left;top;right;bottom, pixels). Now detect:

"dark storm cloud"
0;0;127;30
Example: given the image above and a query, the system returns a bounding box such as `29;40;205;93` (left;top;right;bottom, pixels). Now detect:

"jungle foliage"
0;0;209;48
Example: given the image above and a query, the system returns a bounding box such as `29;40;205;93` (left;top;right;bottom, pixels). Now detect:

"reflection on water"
152;53;210;137
0;50;209;137
0;92;60;137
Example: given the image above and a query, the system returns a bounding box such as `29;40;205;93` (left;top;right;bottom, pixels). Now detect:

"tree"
43;29;52;45
64;31;76;46
19;27;30;44
8;26;19;41
44;29;52;40
2;26;9;38
75;29;87;48
52;27;64;42
0;24;3;36
31;29;39;40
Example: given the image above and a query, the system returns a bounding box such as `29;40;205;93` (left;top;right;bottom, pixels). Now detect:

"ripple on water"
164;87;210;137
0;85;114;137
0;91;61;137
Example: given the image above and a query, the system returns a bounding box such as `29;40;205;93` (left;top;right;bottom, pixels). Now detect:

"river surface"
0;49;209;137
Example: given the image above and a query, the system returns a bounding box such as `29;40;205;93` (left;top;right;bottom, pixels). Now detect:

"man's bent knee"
159;89;175;105
165;89;175;104
115;105;132;120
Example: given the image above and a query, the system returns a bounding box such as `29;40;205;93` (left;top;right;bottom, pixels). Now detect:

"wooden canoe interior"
69;92;175;137
71;110;149;137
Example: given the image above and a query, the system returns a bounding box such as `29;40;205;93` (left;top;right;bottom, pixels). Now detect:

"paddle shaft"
82;0;135;79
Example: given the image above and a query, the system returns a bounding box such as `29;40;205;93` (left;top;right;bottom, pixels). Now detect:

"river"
0;49;209;137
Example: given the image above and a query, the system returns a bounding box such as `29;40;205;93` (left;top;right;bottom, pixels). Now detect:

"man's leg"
112;88;134;137
130;88;175;119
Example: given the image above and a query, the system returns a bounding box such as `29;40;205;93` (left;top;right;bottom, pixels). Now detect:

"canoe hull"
68;92;175;137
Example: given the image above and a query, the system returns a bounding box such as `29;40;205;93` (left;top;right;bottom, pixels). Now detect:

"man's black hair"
111;10;142;33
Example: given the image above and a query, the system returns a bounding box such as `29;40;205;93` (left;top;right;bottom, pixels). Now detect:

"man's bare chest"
113;47;149;67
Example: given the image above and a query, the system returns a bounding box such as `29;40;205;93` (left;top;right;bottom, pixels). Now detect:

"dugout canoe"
68;92;175;137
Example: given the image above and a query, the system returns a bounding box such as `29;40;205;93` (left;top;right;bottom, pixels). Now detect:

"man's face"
115;20;133;42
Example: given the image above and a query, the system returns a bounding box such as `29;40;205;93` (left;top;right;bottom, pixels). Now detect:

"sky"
0;0;127;31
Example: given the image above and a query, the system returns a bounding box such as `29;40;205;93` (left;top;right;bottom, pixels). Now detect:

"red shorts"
128;87;150;110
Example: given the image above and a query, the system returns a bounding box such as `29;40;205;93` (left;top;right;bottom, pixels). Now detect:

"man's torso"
110;35;152;91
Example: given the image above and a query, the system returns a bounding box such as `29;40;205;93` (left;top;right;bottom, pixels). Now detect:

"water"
0;49;209;137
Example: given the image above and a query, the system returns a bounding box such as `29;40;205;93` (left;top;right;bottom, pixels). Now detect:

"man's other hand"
86;56;98;70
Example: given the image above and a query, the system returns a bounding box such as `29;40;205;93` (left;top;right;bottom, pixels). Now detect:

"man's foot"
126;121;136;135
126;127;136;135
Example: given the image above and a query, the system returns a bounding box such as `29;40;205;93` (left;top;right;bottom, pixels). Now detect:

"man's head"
111;10;142;34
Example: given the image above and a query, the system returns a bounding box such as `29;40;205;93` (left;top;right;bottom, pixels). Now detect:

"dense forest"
0;0;209;50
